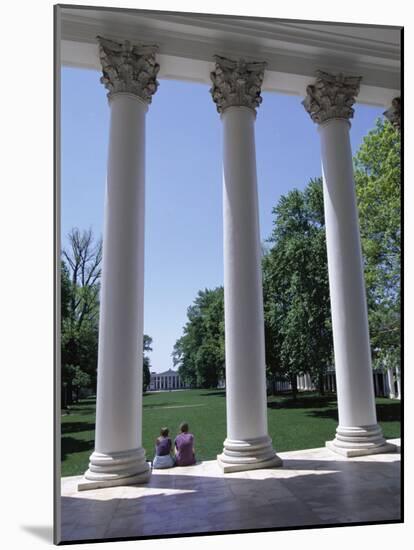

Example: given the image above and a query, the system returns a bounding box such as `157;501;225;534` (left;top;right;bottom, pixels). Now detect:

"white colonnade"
303;71;396;457
210;56;282;472
78;38;399;489
79;38;160;490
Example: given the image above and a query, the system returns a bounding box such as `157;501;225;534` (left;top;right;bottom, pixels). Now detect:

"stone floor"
59;439;401;543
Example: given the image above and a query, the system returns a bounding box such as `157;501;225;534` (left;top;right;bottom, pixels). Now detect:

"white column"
395;366;401;399
79;38;160;490
210;56;281;472
303;71;395;457
387;367;395;399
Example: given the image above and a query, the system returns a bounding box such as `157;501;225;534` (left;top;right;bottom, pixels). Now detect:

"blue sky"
61;67;384;373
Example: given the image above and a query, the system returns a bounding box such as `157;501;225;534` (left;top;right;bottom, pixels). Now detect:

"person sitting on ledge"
174;422;196;466
152;427;175;469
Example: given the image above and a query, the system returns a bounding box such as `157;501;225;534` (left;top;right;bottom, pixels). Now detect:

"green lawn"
61;389;401;477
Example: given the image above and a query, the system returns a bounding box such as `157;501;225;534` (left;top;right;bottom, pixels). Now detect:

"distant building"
149;369;187;391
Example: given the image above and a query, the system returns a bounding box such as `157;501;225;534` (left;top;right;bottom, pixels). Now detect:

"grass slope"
61;389;401;477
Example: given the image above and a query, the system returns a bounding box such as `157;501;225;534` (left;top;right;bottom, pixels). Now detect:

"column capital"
210;55;267;114
384;97;401;132
302;70;362;125
97;36;160;103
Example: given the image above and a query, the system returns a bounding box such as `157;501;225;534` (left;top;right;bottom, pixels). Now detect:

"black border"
399;25;404;526
54;4;62;546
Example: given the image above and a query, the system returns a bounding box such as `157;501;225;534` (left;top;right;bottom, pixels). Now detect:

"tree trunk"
272;375;277;396
62;384;67;410
67;379;73;406
290;375;298;400
318;372;325;396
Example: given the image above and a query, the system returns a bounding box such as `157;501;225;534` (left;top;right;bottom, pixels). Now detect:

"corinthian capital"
210;55;267;114
384;97;401;132
302;70;362;124
97;36;160;103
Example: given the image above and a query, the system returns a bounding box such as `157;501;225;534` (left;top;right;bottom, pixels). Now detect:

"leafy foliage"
143;335;153;391
172;119;400;394
263;179;332;396
354;119;401;370
61;228;102;406
172;288;225;388
61;227;153;404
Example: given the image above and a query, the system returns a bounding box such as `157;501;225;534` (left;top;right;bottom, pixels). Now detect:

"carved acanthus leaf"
97;36;160;103
302;70;362;124
384;97;401;132
210;55;267;114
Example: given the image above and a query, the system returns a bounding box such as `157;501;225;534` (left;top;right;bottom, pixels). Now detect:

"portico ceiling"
58;6;401;106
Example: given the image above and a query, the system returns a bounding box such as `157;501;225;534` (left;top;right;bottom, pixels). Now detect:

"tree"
262;118;400;399
263;179;333;397
142;335;153;392
72;365;92;402
173;287;225;388
354;118;401;371
61;228;102;406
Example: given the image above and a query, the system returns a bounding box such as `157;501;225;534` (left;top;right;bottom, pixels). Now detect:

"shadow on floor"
60;453;401;544
20;525;53;543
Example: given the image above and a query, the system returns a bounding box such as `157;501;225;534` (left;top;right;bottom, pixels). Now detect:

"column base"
326;425;398;458
217;435;282;473
78;448;151;491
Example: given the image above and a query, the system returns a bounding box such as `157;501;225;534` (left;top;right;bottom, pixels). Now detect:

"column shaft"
222;107;266;438
396;366;401;399
210;54;282;472
78;37;160;490
387;367;395;399
218;107;281;472
319;119;394;456
80;94;150;489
